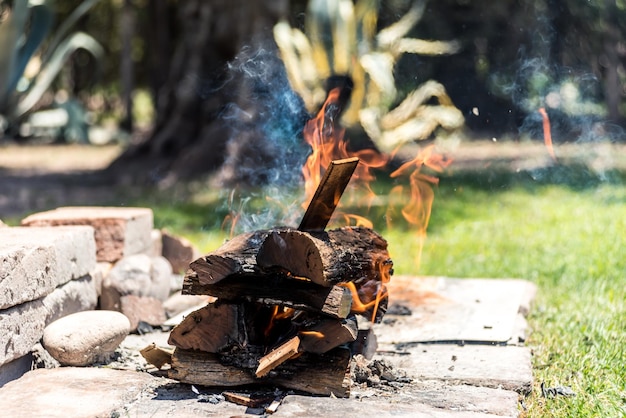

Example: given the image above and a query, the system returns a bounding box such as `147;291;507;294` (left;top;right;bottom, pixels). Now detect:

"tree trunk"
119;0;134;131
109;0;308;187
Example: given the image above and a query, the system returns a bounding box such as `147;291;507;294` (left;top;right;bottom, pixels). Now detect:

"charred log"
169;346;352;397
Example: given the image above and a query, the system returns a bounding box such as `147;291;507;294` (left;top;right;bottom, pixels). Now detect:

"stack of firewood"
167;226;392;397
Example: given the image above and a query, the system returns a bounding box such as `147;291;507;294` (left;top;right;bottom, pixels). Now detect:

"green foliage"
0;0;103;134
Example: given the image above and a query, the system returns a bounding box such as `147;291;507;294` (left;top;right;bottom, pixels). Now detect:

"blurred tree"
107;0;625;185
110;0;294;185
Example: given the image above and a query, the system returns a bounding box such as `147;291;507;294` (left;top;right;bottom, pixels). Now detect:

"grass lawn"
150;164;626;417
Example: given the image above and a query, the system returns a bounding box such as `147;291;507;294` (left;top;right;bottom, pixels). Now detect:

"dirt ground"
1;140;624;221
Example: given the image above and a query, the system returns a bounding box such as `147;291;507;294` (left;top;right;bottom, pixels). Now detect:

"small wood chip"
265;398;282;414
139;343;174;369
255;336;301;377
223;391;273;408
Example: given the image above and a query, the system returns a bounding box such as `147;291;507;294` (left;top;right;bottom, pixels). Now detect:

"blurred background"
1;0;624;185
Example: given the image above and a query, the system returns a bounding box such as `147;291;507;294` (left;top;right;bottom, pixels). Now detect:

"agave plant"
0;0;103;138
274;0;465;153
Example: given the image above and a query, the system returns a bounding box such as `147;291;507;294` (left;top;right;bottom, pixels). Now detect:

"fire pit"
166;158;393;397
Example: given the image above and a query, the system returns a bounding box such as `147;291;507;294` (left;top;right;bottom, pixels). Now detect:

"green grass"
144;166;625;417
413;175;626;417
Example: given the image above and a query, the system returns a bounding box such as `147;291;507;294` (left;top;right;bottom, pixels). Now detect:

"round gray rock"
43;310;130;366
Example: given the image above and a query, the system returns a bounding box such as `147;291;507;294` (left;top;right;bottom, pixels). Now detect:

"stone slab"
0;367;161;418
0;226;96;309
378;344;532;394
378;276;537;345
21;206;153;262
385;381;521;417
0;275;97;367
273;394;512;418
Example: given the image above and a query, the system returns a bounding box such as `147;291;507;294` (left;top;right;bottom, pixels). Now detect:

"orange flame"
388;145;451;267
538;107;557;162
301;87;388;213
264;305;295;339
338;257;392;322
299;330;325;339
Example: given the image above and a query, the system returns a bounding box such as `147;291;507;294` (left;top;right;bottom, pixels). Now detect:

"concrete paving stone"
0;226;96;309
384;380;521;417
0;367;163;418
21;206;153;262
379;276;537;345
43;275;98;324
380;344;533;394
0;275;97;367
272;394;512;418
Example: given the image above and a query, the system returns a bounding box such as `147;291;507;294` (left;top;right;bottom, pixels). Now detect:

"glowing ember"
538;107;557;162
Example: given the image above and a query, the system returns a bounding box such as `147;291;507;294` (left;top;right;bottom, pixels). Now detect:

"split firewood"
222;391;275;408
169;348;256;386
298;315;358;354
187;230;270;285
139;343;174;369
298;157;359;231
257;226;392;287
169;346;351;397
167;303;245;353
186;226;392;289
265;398;282;414
183;274;352;319
255;335;301;377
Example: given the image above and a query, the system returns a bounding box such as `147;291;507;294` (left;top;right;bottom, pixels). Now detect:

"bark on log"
188;230;269;285
186;226;392;288
257;227;392;287
169;346;352;397
183;274;353;319
167;303;245;353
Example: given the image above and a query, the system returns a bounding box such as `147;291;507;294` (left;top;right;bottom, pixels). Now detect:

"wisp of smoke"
218;44;313;233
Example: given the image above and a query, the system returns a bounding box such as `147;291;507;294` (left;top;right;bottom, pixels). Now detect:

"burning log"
168;225;391;395
188;226;390;288
170;346;352;397
183;273;353;319
167;157;392;397
257;227;391;287
298;316;358;354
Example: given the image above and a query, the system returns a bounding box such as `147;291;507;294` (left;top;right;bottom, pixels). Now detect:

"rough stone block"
161;230;201;274
0;275;97;366
21;207;154;262
0;226;96;309
120;294;166;331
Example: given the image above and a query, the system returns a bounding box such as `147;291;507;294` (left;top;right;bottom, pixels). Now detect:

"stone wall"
0;207;199;387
